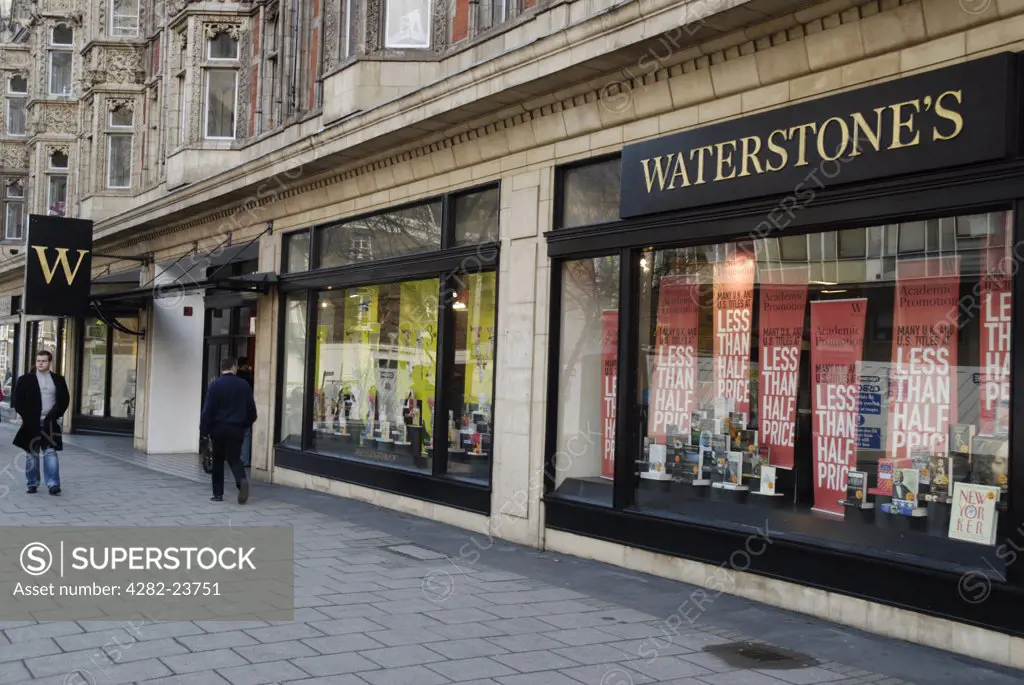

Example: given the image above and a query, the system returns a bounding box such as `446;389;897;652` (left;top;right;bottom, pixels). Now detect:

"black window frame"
275;183;501;515
73;314;138;435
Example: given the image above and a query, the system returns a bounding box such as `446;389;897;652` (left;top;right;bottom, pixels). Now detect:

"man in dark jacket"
200;357;256;503
14;350;70;495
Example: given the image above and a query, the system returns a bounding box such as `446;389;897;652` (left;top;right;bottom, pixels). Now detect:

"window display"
280;293;308;448
311;278;440;472
552;256;620;505
80;321;107;417
625;211;1012;568
446;272;497;482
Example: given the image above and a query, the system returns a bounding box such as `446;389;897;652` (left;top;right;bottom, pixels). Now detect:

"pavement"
0;427;1018;685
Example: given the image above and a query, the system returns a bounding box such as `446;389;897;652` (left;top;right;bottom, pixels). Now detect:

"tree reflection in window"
318;201;442;269
560;158;621;229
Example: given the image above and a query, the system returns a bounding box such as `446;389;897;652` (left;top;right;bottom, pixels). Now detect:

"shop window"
552;255;620;505
279;293;308;447
445;272;497;482
385;0;431;48
610;210;1014;572
311;279;440;473
76;318;137;422
80;321;108;417
284;230;310;273
204;69;237;140
0;324;14;405
453;188;499;246
110;325;138;418
111;0;140;37
318;201;442;269
558;158;621;229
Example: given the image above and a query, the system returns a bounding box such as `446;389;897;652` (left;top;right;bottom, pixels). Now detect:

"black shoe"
48;486;61;496
26;486;37;494
237;479;249;505
210;496;223;502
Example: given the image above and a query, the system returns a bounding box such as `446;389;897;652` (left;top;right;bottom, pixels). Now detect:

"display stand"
710;482;749;503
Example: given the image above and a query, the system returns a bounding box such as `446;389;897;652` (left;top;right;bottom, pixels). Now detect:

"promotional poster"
980;216;1012;436
757;269;808;469
887;257;960;466
713;250;755;417
601;310;619;480
648;274;701;444
810;299;867;517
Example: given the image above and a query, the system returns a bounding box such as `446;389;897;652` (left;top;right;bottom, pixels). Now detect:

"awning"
90;242;274;309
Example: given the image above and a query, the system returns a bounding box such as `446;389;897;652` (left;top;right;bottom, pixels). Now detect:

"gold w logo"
32;246;89;285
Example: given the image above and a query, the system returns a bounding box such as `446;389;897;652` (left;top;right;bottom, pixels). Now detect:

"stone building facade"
3;0;1024;669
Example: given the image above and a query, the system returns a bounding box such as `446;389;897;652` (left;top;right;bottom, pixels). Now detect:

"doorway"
202;300;257;405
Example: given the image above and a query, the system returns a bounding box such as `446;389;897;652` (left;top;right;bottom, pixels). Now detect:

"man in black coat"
14;350;70;495
200;357;256;503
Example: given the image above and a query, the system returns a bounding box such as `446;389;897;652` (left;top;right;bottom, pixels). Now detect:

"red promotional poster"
648;275;701;444
980;215;1012;436
713;250;755;417
601;310;618;480
887;256;960;467
810;299;867;517
758;269;808;469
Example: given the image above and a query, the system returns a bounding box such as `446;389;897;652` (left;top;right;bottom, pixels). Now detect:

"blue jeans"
25;447;60;489
241;428;252;467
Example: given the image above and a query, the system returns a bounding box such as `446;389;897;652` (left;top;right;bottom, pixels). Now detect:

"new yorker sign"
23;215;93;317
619;52;1018;219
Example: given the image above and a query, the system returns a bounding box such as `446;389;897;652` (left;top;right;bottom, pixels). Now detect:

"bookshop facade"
543;52;1024;638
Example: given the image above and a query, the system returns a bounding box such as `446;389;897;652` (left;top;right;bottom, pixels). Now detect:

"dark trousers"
211;435;247;498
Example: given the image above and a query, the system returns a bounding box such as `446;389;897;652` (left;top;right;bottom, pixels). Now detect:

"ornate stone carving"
324;0;340;71
104;48;146;84
167;0;187;18
3;178;24;194
39;104;77;134
431;0;448;53
107;98;136;113
203;23;242;40
365;0;381;52
0;144;29;170
47;144;71;157
0;50;30;68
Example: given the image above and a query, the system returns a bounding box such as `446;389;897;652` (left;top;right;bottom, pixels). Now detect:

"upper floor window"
204;70;237;139
47;175;68;216
111;0;141;37
5;76;27;136
208;32;239;60
52;25;74;46
49;30;74;96
3;181;25;241
385;0;431;48
50;150;69;169
110;105;133;128
106;106;134;188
